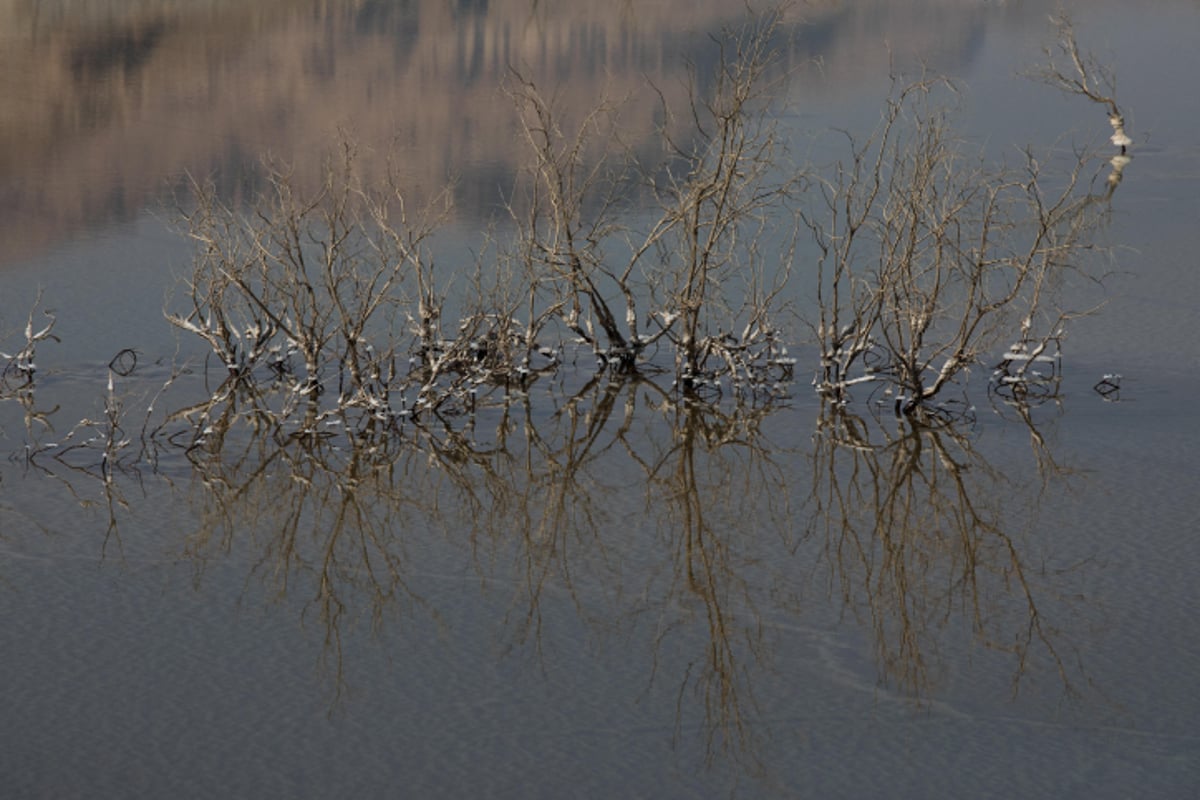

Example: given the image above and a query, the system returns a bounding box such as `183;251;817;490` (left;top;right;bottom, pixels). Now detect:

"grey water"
3;1;1200;797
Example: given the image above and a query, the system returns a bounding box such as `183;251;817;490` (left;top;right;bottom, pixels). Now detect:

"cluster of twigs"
808;399;1089;700
0;291;59;393
807;13;1125;419
146;11;800;449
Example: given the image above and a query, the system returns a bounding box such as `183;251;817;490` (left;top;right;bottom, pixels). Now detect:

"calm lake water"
3;1;1200;798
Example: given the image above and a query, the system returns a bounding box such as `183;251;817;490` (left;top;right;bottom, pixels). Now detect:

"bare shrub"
645;10;800;395
805;65;1118;417
169;139;457;430
506;7;799;396
159;8;1126;435
1031;11;1124;127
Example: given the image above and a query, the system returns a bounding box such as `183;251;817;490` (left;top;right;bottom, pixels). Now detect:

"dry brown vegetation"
807;12;1130;420
0;6;1124;746
154;7;802;443
2;9;1129;447
157;17;1123;430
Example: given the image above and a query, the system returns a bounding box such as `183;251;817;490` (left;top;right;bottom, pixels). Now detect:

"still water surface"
2;1;1200;797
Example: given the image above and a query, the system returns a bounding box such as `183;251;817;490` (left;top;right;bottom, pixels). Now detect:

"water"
3;1;1200;797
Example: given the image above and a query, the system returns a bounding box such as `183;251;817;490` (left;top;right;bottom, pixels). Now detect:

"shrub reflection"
34;362;1087;775
806;399;1089;700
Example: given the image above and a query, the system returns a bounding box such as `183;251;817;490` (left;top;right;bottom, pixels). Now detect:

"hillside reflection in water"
1;0;1006;263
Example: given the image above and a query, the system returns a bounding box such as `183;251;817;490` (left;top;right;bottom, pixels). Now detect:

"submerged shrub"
157;8;1122;441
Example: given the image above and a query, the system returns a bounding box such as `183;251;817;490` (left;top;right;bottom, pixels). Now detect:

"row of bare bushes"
142;10;1122;444
2;9;1127;462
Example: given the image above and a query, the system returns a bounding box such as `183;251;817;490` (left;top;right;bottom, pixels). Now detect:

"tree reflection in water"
806;396;1090;702
142;363;796;766
2;348;1098;777
640;388;791;772
179;397;429;698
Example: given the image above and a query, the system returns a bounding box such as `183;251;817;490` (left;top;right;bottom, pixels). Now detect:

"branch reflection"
807;400;1090;700
5;353;1097;782
639;388;791;773
165;366;796;772
176;385;440;701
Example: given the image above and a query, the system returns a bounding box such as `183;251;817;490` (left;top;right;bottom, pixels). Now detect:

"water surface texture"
2;2;1200;798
